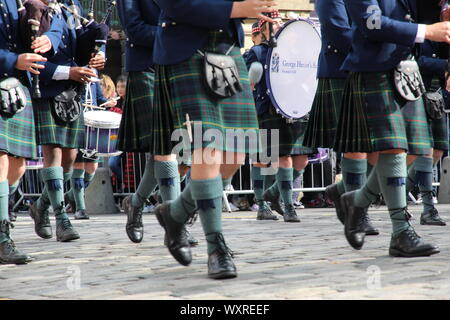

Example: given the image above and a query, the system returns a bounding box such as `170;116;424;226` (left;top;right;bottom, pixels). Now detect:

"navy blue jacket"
153;0;245;65
0;0;63;85
245;43;270;116
417;40;447;90
117;0;160;72
316;0;352;78
38;0;86;98
342;0;419;72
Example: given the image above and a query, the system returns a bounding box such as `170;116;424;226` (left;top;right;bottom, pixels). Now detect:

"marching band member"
65;76;108;220
305;0;378;235
0;0;62;263
406;1;448;226
335;0;450;257
151;0;276;279
246;12;316;223
116;0;192;244
29;0;104;242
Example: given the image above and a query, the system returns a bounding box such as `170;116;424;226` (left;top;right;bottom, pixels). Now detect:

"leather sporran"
424;90;445;120
51;87;82;123
201;51;243;99
393;58;426;101
0;77;27;117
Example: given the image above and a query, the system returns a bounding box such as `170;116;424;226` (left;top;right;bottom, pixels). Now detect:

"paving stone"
2;204;450;299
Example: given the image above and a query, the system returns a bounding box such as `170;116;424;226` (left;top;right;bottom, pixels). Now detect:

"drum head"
84;110;122;128
266;19;321;119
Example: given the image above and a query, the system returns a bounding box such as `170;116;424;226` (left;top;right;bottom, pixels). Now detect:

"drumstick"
99;97;120;108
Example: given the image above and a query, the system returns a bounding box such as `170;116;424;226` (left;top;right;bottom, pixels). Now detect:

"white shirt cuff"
52;65;70;80
415;24;426;43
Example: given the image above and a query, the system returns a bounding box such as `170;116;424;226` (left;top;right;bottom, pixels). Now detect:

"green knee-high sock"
354;168;380;208
169;182;196;223
154;161;180;202
266;169;301;199
70;169;85;211
413;157;434;213
222;177;232;190
9;181;19;196
376;153;410;237
0;180;10;244
41;167;68;220
264;174;275;192
276;168;294;206
190;176;223;255
132;156;157;209
342;157;367;192
406;164;415;195
84;172;95;189
252;167;265;202
367;163;374;177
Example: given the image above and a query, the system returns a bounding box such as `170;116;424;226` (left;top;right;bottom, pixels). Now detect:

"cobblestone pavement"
2;203;450;300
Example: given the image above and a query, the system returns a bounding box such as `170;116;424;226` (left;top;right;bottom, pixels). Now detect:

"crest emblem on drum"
271;53;280;73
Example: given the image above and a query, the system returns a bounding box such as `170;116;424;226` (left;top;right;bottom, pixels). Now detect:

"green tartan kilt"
0;85;37;159
259;108;316;156
33;98;85;149
430;116;449;151
118;71;155;152
304;77;346;148
334;72;432;155
150;32;259;156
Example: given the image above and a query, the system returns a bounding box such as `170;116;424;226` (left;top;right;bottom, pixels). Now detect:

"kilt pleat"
334;73;372;153
304;78;346;148
0;86;37;159
334;72;432;155
118;71;155;152
150;31;259;156
33;98;85;149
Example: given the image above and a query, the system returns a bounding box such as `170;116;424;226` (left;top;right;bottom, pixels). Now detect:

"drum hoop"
265;18;321;120
84;111;122;128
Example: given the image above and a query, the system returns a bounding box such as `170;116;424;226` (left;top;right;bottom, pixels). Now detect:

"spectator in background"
107;75;127;191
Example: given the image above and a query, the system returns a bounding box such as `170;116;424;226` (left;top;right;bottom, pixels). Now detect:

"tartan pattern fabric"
304;78;346;148
0;86;37;159
334;72;432;155
118;71;155;152
259;109;316;156
430;116;449;151
401;99;433;156
151;31;259;156
33;98;85;149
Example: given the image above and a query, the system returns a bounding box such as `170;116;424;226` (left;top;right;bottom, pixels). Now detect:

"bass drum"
266;19;321;119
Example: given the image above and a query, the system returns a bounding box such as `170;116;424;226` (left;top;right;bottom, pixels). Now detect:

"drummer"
247;11;316;223
303;0;378;235
29;0;105;242
65;73;110;220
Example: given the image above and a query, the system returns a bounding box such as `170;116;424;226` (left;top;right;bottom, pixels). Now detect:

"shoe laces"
428;207;440;219
60;218;72;230
404;227;421;242
0;220;14;235
208;233;234;259
4;239;19;255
